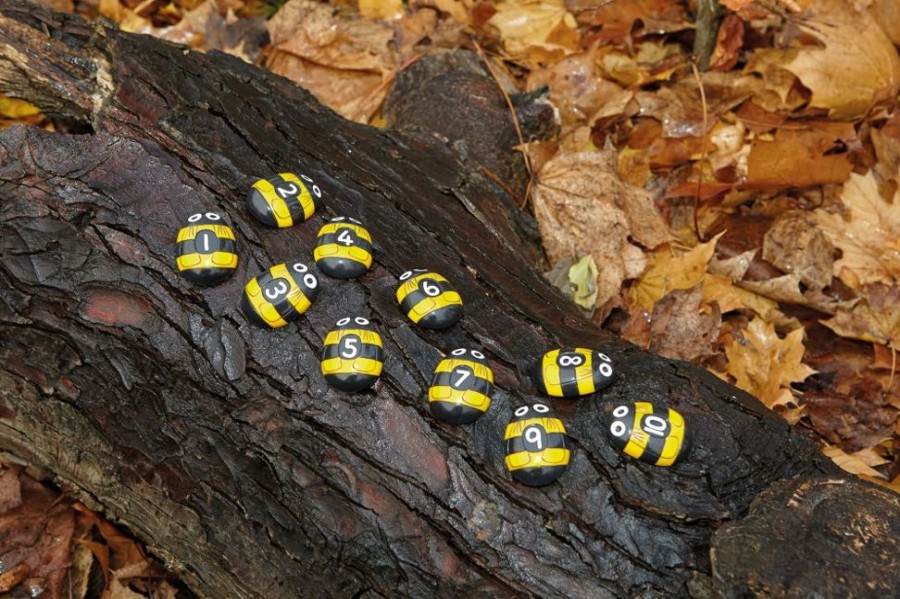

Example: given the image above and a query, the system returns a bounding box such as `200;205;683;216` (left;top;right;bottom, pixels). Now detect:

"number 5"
340;337;359;359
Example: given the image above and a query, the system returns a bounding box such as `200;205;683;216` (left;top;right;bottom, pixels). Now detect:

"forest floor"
2;0;899;597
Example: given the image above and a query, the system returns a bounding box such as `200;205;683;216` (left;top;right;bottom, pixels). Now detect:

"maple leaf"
629;232;722;312
746;0;900;119
816;171;900;289
725;317;816;409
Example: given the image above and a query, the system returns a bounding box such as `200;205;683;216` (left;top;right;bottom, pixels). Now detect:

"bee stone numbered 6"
395;269;463;330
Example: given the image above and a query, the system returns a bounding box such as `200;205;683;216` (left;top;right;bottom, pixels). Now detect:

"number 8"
559;354;584;367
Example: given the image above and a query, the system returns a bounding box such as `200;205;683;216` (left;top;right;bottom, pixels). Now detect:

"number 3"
264;280;288;300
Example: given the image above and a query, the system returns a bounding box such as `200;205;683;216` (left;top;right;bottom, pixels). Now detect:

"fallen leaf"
816;170;900;289
821;284;900;349
359;0;404;20
745;122;856;188
266;0;396;121
746;0;900;119
573;0;690;46
630;233;722;311
650;284;722;362
822;444;887;479
702;273;753;314
709;13;744;72
533;150;671;308
568;254;599;309
489;0;579;67
762;210;834;289
725;316;816;409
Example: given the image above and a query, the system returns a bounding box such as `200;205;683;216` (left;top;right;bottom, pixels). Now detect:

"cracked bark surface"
1;1;898;597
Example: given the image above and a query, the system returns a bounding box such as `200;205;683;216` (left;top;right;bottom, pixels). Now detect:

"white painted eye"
332;216;346;222
205;212;221;221
399;270;413;281
348;217;362;225
336;317;351;326
188;213;203;222
613;405;629;418
300;173;313;182
533;403;549;413
471;350;485;360
354;317;369;325
451;348;467;356
514;406;529;417
610;422;627;437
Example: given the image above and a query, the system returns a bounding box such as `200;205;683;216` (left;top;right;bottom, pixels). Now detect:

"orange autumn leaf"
725;317;816;409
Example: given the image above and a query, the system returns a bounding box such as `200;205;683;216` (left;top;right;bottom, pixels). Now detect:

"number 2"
277;182;298;199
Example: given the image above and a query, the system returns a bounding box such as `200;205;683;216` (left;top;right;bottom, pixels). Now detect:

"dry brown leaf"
816;170;900;289
725;317;816;409
702;273;752;314
867;0;900;46
821;284;900;349
746;0;900;119
762;210;835;289
489;0;579;68
266;0;395;122
629;233;722;312
599;41;683;88
650;285;722;362
533;150;671;308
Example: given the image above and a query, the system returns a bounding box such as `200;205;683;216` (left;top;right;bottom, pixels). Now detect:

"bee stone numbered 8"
534;348;615;397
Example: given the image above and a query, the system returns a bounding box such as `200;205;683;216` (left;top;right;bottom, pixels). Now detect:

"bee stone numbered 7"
395;269;463;330
313;217;374;279
241;262;319;328
606;402;689;467
246;172;320;228
503;403;571;486
534;348;615;397
428;348;494;424
175;212;238;286
321;317;384;392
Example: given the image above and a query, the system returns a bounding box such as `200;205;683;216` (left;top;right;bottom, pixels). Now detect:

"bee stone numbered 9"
503;403;571;486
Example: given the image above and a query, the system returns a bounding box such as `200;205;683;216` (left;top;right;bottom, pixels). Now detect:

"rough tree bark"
0;1;897;598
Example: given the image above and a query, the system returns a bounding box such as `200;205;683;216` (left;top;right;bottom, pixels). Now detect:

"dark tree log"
0;2;897;597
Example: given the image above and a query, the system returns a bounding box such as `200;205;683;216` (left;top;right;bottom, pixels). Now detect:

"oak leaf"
725;317;816;409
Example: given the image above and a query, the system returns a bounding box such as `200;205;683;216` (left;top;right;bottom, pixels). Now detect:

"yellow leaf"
568;254;598;310
630;233;723;312
359;0;404;20
816;171;900;289
0;96;41;119
702;273;748;314
489;0;579;68
724;317;816;409
821;445;887;480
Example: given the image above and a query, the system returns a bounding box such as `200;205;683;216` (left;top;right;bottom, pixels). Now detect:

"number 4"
337;229;354;246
